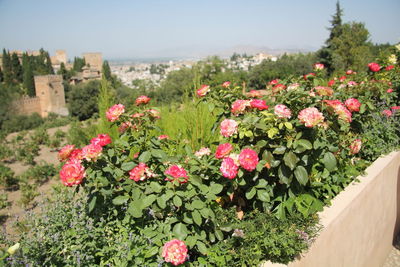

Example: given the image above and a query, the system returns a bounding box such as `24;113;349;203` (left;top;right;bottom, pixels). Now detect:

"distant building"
69;52;102;84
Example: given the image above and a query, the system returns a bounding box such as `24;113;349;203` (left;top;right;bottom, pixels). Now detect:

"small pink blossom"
298;107;325;127
220;157;239;179
135;95;151;105
196;84;210;97
368;62;381;72
81;144;102;162
222;81;231;88
391;106;400;110
269;79;279;85
195;147;211;158
60;158;86;186
58;144;75;162
162;239;188;266
313;63;324;70
347;81;357;87
346;70;354;75
328;80;335;87
386;65;394;71
287;83;300;91
250;99;269;110
215;143;233;159
106;104;125;122
91;134;112;147
118;121;132;133
350;139;362;155
382;110;393;117
165;165;189;184
303;73;315;80
146;109;160;119
345;98;361;112
247;90;262;98
129;163;151;182
274;104;292;119
158;135;169;140
339;76;347;82
220;119;238;137
272;84;286;93
132;112;145;118
239;148;259;171
231;100;251;115
387;88;394;93
324;100;352;123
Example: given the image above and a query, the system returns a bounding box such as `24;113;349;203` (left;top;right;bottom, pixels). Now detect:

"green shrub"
0;163;17;190
18;161;57;185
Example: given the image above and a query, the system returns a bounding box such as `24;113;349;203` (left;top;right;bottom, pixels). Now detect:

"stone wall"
12;96;42;115
34;75;68;117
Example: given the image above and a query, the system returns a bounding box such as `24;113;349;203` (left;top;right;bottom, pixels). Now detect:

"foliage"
67;80;100;120
1;113;43;134
66;120;97;147
0;163;17;190
96;77;119;139
18;161;57;185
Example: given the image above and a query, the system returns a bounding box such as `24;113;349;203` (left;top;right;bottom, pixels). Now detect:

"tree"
68;80;100;120
2;49;13;84
45;52;54;74
0;67;3;83
22;53;35;96
11;53;23;83
57;62;68;80
102;60;112;81
73;57;86;72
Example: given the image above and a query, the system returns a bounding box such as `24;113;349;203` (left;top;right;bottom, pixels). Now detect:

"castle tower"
82;52;102;71
34;74;68;117
55;50;67;64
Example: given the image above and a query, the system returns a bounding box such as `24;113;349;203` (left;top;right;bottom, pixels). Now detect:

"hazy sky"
0;0;399;59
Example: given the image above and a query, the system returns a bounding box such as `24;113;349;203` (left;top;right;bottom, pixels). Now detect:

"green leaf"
273;147;286;154
144;246;158;258
173;223;188;240
157;195;167;209
278;164;292;184
88;196;96;212
210;184;223;194
112;195;129;205
257;190;270;202
192;210;202;226
297;139;313;150
267;127;279;138
121;162;135;171
149;182;162;193
284;122;293;130
322;152;337;171
151;149;167;160
245;187;256;200
128;200;143;218
192;200;205;209
143;194;157;208
283;151;299;170
138;151;151;163
107;149;115;157
173;195;182;207
294;166;308;185
186;235;197;247
199;208;209;218
215;230;224;241
196;241;208;255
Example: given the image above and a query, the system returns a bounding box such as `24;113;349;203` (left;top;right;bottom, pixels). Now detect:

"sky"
0;0;399;60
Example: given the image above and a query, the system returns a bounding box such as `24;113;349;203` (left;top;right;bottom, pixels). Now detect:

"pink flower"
165;165;189;184
387;88;394;93
106;104;125;122
118;121;132;133
91;134;112;147
69;148;83;161
129;163;150;182
196;85;210;97
350;139;362;154
382;110;393;117
60;159;86;186
195;147;211;158
274;104;292;119
324;100;352;123
368;62;381;72
391;106;400;110
239;148;259;171
313;86;333;96
272;84;286;93
386;65;394;71
250;99;269;110
135;95;151;105
215;143;233;159
345;98;361;112
158;135;169;140
162;239;188;266
346;70;354;75
269;79;279;85
82;144;102;162
298;107;325;127
220;119;238;137
146;109;160;119
222;81;231;88
287;83;300;91
132;113;145;118
231;100;250;115
313;63;324;70
328;80;335;87
303;73;315;80
220;157;239;179
339;76;347;82
58;144;75;162
247;90;262;98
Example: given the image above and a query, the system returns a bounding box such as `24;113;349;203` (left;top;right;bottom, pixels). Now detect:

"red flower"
328;80;335;87
386;65;394;71
162;239;188;266
220;157;239;179
158;135;169;140
239;148;259;171
382;110;393;117
165;165;189;184
250;99;269;110
272;84;286;93
215;143;233;159
346;70;354;75
91;134;112;147
303;73;315;80
231;99;250;115
345;98;361;112
82;144;102;162
129;163;153;182
106;104;125;122
60;158;86;186
135;95;151;105
313;63;324;70
269;79;279;85
58;145;75;162
387;88;394;93
368;62;381;72
339;76;347;82
196;85;210;97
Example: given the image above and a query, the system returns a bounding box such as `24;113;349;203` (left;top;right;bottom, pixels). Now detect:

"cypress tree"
2;49;13;84
58;62;68;80
0;67;3;83
45;52;54;74
22;53;35;96
102;60;112;81
11;53;23;83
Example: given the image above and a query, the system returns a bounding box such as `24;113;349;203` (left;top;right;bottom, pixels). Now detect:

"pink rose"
324;100;352;123
387;88;393;93
69;148;83;161
328;80;335;87
215;143;233;159
382;110;393;117
313;63;324;70
220;157;239;179
274;104;292;119
303;73;315;80
158;135;169;140
58;144;75;162
368;62;380;72
345;98;361;112
239;148;259;171
222;81;231;88
165;165;189;184
60;158;86;186
386;65;394;71
250;99;269;110
272;84;286;93
391;106;400;110
196;85;210;97
247;90;262;98
118;121;132;133
231;100;250;115
162;239;188;266
82;144;102;162
195;147;211;158
269;79;279;85
350;139;362;154
135;95;151;105
346;70;354;75
298;107;325;127
91;134;112;147
106;104;125;122
220;119;238;137
129;163;152;182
